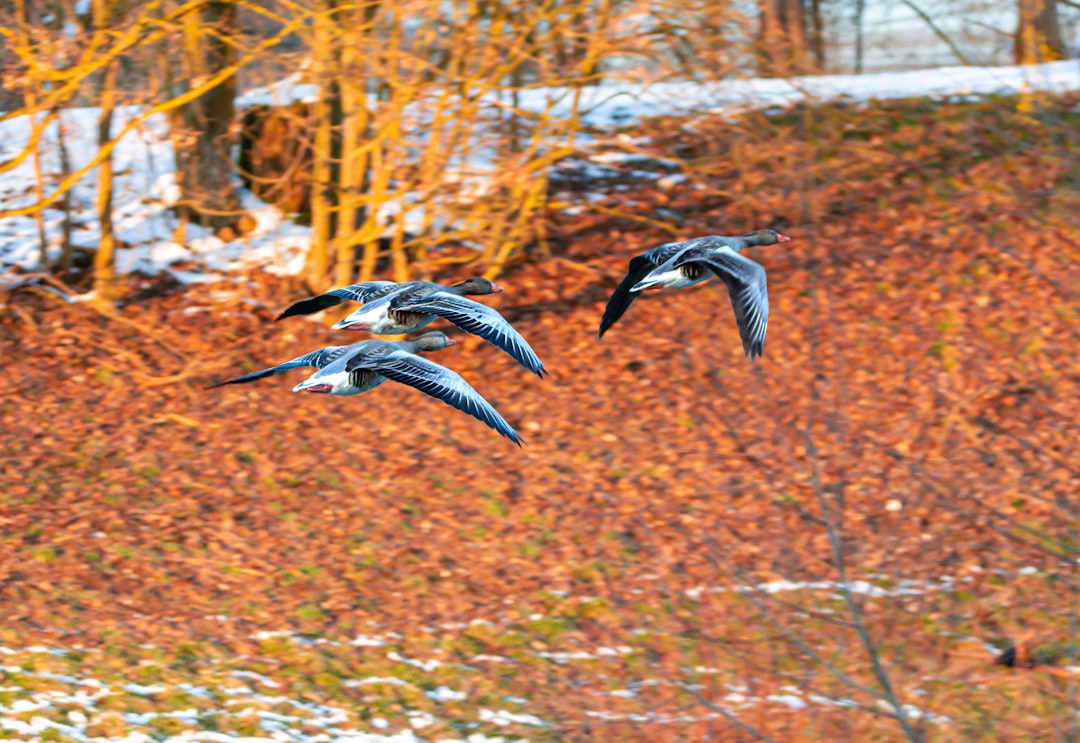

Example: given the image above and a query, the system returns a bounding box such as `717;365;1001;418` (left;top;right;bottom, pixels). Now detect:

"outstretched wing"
641;240;691;266
398;293;548;379
209;344;355;387
276;281;399;320
674;247;769;358
360;351;523;445
598;255;657;338
598;241;690;338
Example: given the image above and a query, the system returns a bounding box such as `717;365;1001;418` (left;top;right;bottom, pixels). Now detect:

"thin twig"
679;684;782;743
697;541;893;704
896;0;972;65
805;424;921;741
5;272;77;294
800;239;922;740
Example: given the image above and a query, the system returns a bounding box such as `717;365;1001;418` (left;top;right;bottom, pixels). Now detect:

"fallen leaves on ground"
1;93;1078;741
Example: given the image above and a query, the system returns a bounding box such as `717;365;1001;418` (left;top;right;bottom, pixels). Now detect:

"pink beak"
777;234;792;242
445;337;457;346
490;283;505;293
303;384;332;394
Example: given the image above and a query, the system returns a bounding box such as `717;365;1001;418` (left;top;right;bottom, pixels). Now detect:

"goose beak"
777;234;792;242
445;337;457;346
490;283;505;293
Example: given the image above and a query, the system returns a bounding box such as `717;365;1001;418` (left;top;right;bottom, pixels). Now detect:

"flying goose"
211;332;522;445
317;279;547;379
598;230;790;358
208;332;451;388
293;337;522;445
276;278;498;322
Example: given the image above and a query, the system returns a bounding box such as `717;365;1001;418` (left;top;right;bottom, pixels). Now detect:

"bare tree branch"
896;0;972;65
678;683;783;743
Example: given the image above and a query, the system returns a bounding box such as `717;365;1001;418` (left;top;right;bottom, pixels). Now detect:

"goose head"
406;331;457;353
452;277;504;295
744;229;792;246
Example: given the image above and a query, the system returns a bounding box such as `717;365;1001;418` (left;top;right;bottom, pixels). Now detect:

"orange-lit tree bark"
169;0;247;236
92;0;120;307
11;0;50;267
756;0;813;76
304;0;343;290
1015;0;1066;63
808;0;824;69
334;1;380;288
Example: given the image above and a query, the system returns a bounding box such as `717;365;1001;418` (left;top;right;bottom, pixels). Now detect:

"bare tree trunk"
333;76;365;289
333;1;379;288
853;0;866;73
756;0;812;76
93;0;119;309
358;140;391;283
305;0;344;290
809;0;825;70
169;0;248;236
1015;0;1066;63
13;0;50;268
57;112;75;275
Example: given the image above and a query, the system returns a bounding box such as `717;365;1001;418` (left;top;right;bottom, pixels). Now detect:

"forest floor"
1;93;1079;742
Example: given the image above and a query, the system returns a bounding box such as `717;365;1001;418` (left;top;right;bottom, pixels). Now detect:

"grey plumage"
276;281;400;320
278;278;498;324
325;278;547;379
653;245;770;358
293;335;523;445
385;291;548;378
208;345;358;387
212;331;521;444
601;230;790;358
349;349;522;445
208;332;451;389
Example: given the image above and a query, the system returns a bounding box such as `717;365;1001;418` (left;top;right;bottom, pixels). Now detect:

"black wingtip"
744;342;764;360
597;305;626;339
598;284;645;340
276;294;345;321
275;304;305;321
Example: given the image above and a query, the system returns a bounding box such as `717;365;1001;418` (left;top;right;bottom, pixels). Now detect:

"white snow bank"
559;60;1080;127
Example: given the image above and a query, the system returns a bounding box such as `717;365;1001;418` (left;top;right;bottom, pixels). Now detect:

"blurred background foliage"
2;0;1077;305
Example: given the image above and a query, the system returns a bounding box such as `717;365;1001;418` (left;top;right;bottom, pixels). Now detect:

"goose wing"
599;255;657;338
673;247;769;358
643;240;692;266
396;292;548;378
598;241;692;337
277;281;400;320
209;344;356;387
350;351;523;445
631;236;738;285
